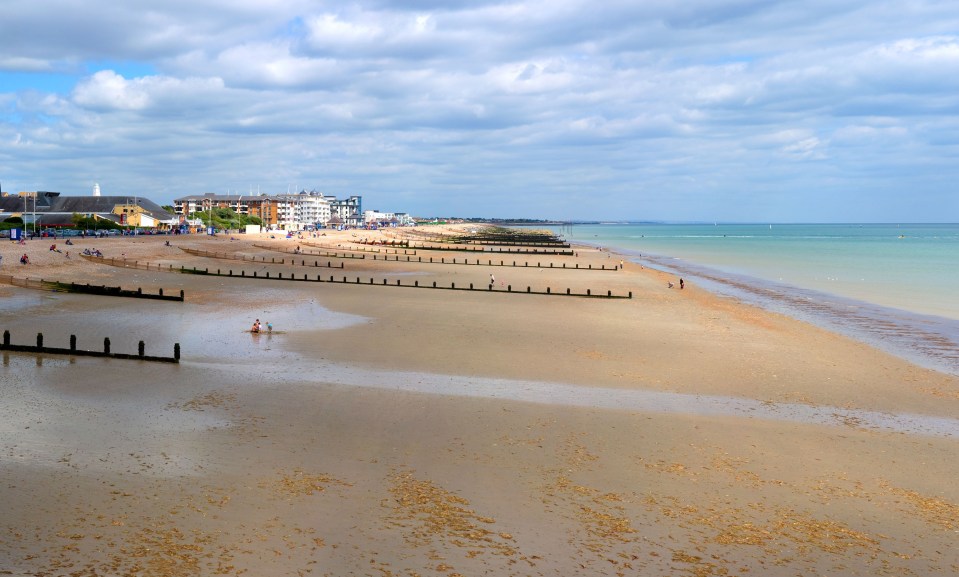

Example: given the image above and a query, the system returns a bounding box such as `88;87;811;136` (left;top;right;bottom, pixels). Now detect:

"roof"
0;193;175;222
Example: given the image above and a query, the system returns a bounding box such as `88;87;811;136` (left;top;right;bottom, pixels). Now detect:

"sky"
1;0;958;222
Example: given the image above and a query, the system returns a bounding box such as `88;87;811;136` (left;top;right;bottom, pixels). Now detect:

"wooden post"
70;335;76;351
37;333;43;349
174;343;181;361
104;337;111;354
138;341;145;357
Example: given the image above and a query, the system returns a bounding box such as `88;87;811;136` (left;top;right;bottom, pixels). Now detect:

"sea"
544;223;959;376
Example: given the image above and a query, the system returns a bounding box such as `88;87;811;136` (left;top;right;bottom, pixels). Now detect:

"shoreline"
558;224;959;376
620;247;959;377
557;222;959;320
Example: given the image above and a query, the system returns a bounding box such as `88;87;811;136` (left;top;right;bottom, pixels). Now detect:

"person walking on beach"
489;273;495;288
679;278;685;290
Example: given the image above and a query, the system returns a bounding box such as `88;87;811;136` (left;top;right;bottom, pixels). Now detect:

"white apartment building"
174;191;360;230
364;210;415;227
276;191;331;229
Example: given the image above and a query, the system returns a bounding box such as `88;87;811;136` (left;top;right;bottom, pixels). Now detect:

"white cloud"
72;71;153;111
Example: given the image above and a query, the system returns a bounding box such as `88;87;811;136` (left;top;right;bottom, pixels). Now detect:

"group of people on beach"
250;319;273;334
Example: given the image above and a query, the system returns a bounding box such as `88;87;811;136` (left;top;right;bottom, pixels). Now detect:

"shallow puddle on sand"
1;288;369;362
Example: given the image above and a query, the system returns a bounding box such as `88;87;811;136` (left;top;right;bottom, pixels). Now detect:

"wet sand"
1;228;958;576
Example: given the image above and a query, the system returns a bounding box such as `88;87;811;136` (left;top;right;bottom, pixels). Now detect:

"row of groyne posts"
242;246;620;270
0;274;183;301
1;329;180;363
177;266;633;299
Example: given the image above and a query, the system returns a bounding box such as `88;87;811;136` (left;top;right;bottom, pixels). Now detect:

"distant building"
364;210;415;227
174;191;363;230
330;195;363;228
0;191;175;230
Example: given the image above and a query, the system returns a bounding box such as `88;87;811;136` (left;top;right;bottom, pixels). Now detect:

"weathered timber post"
104;338;111;355
70;335;77;351
37;333;43;349
174;343;181;361
138;341;145;357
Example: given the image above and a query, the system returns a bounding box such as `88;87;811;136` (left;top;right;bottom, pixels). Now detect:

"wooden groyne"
175;267;633;299
405;244;575;256
81;255;632;299
457;240;571;247
0;274;184;301
367;254;620;271
251;244;368;260
302;242;412;255
1;330;180;363
178;248;347;268
398;229;569;247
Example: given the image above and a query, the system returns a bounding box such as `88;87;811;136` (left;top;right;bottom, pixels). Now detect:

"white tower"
93;183;101;197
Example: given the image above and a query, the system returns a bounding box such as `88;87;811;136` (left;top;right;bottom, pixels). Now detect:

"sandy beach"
1;226;958;576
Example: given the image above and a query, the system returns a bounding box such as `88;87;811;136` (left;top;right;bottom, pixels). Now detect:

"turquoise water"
547;223;959;374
